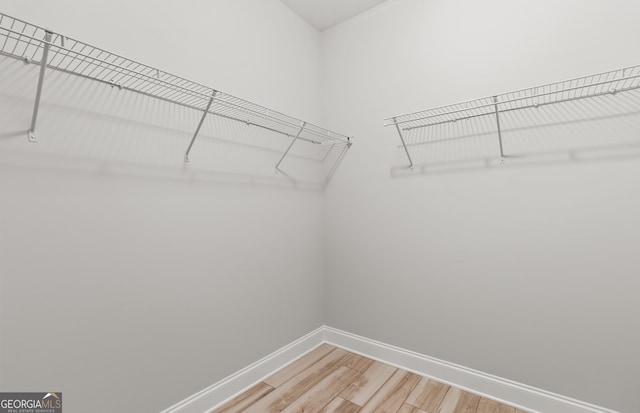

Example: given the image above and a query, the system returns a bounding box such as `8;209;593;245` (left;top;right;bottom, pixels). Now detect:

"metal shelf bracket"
493;96;505;162
275;122;306;171
27;30;53;143
184;91;217;162
393;117;414;168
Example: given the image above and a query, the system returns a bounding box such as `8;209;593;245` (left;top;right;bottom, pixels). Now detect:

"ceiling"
279;0;388;31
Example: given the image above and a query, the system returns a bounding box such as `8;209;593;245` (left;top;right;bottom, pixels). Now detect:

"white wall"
3;1;640;412
321;1;640;412
0;1;325;412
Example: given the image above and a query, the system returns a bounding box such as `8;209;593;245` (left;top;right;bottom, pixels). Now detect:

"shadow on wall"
0;56;350;190
390;89;640;177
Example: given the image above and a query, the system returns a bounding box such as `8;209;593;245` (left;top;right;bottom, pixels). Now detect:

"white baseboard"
160;326;325;413
162;325;619;413
323;326;619;413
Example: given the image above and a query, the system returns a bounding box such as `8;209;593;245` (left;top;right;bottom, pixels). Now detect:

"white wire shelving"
385;64;640;168
0;12;351;184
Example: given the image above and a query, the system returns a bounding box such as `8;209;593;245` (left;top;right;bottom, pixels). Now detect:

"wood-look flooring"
212;344;528;413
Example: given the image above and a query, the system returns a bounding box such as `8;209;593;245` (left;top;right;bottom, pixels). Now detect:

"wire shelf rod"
0;29;208;102
402;81;640;132
385;64;640;168
385;66;640;124
1;19;347;142
0;13;351;145
389;73;640;128
4;52;322;146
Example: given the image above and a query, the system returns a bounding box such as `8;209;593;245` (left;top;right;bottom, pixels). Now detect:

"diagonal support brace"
275;122;306;171
184;91;217;162
493;96;505;161
393;117;413;168
28;30;53;143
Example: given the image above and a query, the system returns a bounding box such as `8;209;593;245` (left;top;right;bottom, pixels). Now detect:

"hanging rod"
0;12;351;149
385;64;640;166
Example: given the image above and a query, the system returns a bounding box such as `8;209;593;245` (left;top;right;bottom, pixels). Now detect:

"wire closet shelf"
384;64;640;167
0;12;351;181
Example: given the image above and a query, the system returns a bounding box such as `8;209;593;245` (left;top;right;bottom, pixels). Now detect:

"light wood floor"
212;344;528;413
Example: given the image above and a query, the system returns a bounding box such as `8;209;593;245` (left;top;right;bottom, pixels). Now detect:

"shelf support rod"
493;96;505;161
28;30;53;143
393;117;413;168
184;91;217;162
275;122;306;171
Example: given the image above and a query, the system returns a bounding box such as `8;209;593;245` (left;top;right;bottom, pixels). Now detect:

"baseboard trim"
160;326;325;413
162;325;619;413
323;326;619;413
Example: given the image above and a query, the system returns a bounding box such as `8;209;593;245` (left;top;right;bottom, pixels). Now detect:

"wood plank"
281;366;361;413
243;348;349;413
436;387;462;413
405;379;450;412
340;361;397;406
398;403;429;413
211;382;274;413
359;370;421;413
320;397;361;413
212;347;524;413
451;391;481;413
265;344;336;388
476;398;515;413
339;352;375;372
